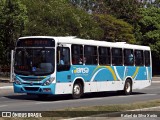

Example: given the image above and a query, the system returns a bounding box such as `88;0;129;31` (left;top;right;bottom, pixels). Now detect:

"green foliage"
154;0;160;7
70;0;108;14
94;14;136;43
138;7;160;58
106;0;142;24
0;0;28;64
22;0;103;40
69;0;136;43
1;0;160;74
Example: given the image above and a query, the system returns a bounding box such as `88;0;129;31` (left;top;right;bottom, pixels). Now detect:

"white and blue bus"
12;36;152;98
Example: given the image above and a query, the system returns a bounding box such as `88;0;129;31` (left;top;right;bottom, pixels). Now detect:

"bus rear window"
144;51;150;66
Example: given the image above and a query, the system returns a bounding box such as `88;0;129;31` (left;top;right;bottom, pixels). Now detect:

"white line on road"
36;101;63;104
0;86;13;89
0;105;8;108
152;81;160;83
114;94;157;98
0;97;7;99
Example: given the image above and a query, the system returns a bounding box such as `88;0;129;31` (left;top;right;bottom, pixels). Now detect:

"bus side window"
71;44;83;65
84;45;98;65
135;50;144;66
124;49;134;66
144;51;150;66
99;47;110;65
112;48;122;66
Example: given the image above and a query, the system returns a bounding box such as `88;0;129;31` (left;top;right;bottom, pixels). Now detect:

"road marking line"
36;101;63;104
117;94;157;98
0;86;13;89
0;97;7;99
152;81;160;83
136;93;157;96
0;105;7;108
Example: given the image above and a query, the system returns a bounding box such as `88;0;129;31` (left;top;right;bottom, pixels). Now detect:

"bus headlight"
43;77;55;86
14;77;22;85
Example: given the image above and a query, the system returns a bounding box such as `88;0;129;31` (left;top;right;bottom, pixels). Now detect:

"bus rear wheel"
72;82;83;99
123;80;132;95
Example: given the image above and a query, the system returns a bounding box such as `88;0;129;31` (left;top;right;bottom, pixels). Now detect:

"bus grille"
23;83;42;86
24;87;39;91
20;77;44;81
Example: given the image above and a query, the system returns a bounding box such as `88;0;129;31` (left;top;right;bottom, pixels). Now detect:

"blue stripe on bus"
56;65;152;83
14;65;151;94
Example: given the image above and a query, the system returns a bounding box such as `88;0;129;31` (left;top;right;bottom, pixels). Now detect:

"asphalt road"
0;78;160;111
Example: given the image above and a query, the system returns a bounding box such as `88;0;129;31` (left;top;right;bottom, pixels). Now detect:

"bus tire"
123;80;132;95
72;82;83;99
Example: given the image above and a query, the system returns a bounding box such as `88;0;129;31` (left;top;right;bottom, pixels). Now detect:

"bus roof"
19;36;150;50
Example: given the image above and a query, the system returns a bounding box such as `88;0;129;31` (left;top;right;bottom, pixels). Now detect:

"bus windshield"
14;48;55;76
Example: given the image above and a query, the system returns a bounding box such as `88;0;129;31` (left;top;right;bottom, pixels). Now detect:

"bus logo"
73;67;89;74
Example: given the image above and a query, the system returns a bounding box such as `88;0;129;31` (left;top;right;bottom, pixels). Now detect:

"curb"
63;106;160;120
130;106;160;111
0;79;11;83
0;86;13;89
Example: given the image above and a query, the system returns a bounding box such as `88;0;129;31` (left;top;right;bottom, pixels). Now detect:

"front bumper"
13;83;55;95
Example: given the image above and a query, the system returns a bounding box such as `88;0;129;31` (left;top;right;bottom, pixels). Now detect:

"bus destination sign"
17;38;55;47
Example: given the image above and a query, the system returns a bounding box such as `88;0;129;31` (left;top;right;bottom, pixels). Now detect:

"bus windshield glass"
14;48;55;76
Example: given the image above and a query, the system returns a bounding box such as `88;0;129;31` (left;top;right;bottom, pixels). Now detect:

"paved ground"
0;77;160;119
0;79;160;111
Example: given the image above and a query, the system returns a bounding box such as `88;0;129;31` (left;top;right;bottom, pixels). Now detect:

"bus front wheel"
124;80;132;95
72;82;83;99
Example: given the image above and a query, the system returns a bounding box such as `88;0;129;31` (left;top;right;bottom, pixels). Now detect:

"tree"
94;14;136;43
0;0;28;64
106;0;142;24
138;7;160;47
69;0;136;43
22;0;103;40
153;0;160;7
138;7;160;74
69;0;108;14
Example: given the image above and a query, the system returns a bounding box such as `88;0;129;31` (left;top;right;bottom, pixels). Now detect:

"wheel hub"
74;85;80;95
126;82;131;93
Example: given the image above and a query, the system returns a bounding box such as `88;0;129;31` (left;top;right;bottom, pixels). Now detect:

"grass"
1;99;160;120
